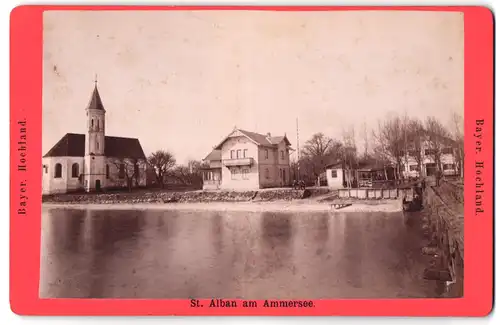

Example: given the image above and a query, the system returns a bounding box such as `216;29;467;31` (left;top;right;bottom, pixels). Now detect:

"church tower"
83;77;106;192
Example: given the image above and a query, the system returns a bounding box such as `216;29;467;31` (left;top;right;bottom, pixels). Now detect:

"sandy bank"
43;200;402;213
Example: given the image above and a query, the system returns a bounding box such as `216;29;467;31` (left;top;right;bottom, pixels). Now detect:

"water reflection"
40;207;450;299
210;213;224;255
258;212;294;280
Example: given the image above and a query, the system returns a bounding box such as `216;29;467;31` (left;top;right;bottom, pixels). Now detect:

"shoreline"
42;200;403;213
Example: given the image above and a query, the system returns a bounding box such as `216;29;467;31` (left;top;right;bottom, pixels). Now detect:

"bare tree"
450;112;464;178
301;133;333;158
171;165;191;184
372;115;405;180
341;126;357;187
300;133;335;179
147;150;176;188
401;112;410;178
187;159;204;187
110;157;142;192
361;120;369;159
425;116;451;173
406;118;425;176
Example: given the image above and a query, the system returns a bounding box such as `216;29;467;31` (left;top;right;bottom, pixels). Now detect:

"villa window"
71;163;79;178
409;165;419;171
425;148;436;156
265;168;270;179
119;163;125;179
281;150;284;159
230;150;235;159
91;119;94;128
265;149;269;159
231;169;239;180
43;165;48;174
443;163;455;171
54;163;62;178
242;168;249;180
243;149;248;158
331;170;338;178
96;141;99;151
442;147;453;155
237;149;241;159
106;164;110;179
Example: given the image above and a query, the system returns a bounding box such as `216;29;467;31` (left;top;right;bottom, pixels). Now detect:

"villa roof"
203;149;221;161
43;133;146;159
213;128;292;150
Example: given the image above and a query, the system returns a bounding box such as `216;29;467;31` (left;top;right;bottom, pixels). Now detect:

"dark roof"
269;135;292;146
203;149;221;161
325;162;343;169
214;129;292;150
43;133;146;159
238;129;274;147
86;85;105;111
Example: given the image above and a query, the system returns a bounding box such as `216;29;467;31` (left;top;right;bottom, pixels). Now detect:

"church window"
97;119;100;129
96;141;99;150
91;119;94;128
119;164;125;179
106;165;110;179
71;163;79;178
54;163;62;178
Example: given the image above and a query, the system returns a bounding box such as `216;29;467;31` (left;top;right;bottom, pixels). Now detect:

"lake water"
40;207;444;299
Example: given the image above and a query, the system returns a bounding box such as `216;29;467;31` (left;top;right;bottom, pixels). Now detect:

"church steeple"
86;75;105;111
85;76;106;157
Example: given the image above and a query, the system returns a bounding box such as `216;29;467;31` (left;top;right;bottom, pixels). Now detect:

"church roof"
43;133;146;159
86;85;105;111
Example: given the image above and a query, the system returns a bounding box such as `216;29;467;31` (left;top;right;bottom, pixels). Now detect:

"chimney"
266;132;271;138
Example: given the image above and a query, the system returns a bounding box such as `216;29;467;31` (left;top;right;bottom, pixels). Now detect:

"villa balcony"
223;157;254;167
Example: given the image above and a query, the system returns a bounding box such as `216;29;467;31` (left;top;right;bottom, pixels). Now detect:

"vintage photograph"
40;10;464;299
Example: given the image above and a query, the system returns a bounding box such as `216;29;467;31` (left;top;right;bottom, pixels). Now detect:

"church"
42;81;148;195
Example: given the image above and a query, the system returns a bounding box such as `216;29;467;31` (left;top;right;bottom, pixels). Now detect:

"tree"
166;160;204;188
372;115;406;180
406;118;425;176
300;132;344;183
361;120;369;159
450;112;464;178
147;150;176;188
341;126;357;187
300;133;334;179
110;157;142;192
425;116;451;173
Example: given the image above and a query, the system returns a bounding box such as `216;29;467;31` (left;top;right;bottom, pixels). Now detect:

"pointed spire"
86;76;105;111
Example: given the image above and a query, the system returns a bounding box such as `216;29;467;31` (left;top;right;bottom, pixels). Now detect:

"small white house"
325;162;345;190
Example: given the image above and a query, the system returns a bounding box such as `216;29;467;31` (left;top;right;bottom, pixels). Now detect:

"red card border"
9;5;494;316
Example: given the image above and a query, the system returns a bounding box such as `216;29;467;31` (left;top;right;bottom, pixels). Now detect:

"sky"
43;10;464;164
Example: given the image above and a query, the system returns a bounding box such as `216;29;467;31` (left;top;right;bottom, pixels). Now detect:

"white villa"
42;82;148;194
400;135;460;178
201;128;293;190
